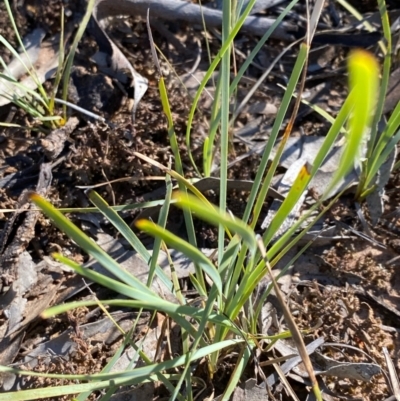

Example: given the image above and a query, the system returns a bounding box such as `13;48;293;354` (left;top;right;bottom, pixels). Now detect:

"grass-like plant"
354;0;400;200
0;0;96;128
0;0;398;400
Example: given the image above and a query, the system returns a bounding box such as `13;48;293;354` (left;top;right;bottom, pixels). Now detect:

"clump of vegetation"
1;0;399;400
0;0;96;128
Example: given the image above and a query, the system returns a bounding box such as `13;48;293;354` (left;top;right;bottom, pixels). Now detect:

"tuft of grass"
0;0;397;400
4;47;381;401
0;0;96;128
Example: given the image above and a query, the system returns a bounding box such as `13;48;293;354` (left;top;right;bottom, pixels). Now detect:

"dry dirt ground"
1;0;400;400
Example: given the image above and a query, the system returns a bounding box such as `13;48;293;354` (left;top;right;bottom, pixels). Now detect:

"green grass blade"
61;0;96;118
203;0;299;176
49;8;65;114
327;50;379;199
220;346;252;401
65;262;158;303
136;219;222;295
219;235;241;288
171;284;220;400
42;298;233;332
29;193;157;296
3;0;49;101
248;43;308;231
0;72;49;109
263;163;311;246
365;0;391;161
174;192;256;252
158;75;198;251
218;0;233;268
203;0;299;177
147;17;198;256
148;172;172;287
244;44;306;228
308;94;353;177
87;190;173;293
49;254;202;340
203;76;222;177
363;102;400;192
185;0;258;171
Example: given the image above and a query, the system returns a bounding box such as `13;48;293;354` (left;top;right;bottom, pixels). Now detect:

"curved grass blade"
52;254;164;304
87;190;173;293
48;254;206;343
173;192;256;252
29;193;157;297
0;72;49;109
42;298;238;336
136;219;222;295
327;50;379;199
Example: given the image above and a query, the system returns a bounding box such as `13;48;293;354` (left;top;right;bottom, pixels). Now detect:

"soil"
1;0;400;400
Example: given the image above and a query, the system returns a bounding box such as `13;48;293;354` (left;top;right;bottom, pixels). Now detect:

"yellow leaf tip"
28;192;41;201
348;49;379;72
135;219;149;229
